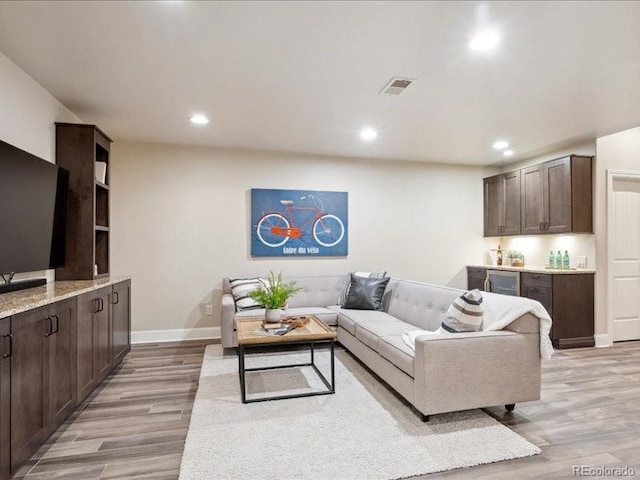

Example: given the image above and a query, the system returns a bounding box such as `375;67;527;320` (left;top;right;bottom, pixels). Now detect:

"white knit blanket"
402;293;554;360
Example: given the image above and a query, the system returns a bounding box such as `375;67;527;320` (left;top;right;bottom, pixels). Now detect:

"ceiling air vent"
379;77;415;95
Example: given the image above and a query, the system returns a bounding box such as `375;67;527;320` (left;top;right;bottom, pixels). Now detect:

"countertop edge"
0;276;131;319
467;265;596;275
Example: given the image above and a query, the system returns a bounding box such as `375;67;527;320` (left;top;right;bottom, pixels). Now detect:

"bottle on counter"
548;250;555;269
556;250;563;269
563;250;570;269
497;244;503;266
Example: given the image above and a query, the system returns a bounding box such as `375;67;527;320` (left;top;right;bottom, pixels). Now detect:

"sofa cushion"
385;279;462;330
354;316;416;352
338;271;387;306
338;309;396;336
379;336;415;378
285;276;346;308
342;274;390;310
441;289;484;333
229;278;264;311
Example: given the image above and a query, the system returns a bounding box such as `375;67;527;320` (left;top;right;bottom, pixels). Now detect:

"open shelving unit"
55;123;113;280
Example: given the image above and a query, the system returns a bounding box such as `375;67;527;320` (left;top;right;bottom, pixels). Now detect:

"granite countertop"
0;276;130;318
467;264;596;275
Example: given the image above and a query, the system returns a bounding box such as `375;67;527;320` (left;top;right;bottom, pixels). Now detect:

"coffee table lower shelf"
238;339;335;404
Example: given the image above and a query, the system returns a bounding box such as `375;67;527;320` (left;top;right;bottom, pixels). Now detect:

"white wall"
0;51;80;282
111;141;497;337
596;126;640;342
496;141;597;268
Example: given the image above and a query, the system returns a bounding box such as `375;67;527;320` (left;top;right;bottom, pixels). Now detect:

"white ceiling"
0;1;639;166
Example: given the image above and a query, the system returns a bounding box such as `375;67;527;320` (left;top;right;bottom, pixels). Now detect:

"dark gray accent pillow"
342;274;390;311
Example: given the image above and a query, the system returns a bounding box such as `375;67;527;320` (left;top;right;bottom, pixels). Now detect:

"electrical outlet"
576;256;587;269
205;304;213;316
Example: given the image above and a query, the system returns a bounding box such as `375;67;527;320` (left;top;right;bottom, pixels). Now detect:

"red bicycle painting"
255;194;345;248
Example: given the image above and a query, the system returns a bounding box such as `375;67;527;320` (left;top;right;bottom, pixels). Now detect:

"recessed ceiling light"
190;114;209;125
360;128;378;141
503;150;514;157
492;140;509;150
469;30;500;52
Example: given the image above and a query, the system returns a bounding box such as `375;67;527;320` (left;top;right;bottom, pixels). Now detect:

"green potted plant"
249;271;302;322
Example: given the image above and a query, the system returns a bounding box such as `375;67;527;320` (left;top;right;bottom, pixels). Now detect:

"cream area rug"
179;344;540;480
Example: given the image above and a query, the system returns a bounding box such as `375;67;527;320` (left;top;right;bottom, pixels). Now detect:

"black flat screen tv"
0;139;69;279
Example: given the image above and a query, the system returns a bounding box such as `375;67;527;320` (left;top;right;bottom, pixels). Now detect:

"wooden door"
544;157;572;233
111;280;131;365
0;318;10;480
483;175;502;237
10;306;48;471
521;164;545;234
502;170;521;235
47;299;77;430
77;291;97;402
611;178;640;341
95;288;112;384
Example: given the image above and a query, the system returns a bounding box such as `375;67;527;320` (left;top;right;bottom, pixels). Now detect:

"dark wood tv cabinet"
0;277;131;480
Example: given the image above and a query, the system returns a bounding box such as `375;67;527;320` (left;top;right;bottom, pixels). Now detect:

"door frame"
606;169;640;344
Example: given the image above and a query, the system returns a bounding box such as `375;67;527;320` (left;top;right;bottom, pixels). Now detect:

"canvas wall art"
251;188;348;257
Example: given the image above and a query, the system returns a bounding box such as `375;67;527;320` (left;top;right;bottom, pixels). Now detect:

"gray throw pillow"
338;271;387;306
342;274;390;311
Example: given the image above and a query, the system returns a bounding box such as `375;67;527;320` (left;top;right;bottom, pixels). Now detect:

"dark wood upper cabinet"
483;170;521;236
520;164;545;235
485;155;592;237
521;155;592;235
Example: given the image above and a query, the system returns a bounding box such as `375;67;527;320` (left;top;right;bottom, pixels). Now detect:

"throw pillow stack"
439;289;484;333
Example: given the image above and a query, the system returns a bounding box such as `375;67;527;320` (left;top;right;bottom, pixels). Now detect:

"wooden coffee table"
235;315;337;403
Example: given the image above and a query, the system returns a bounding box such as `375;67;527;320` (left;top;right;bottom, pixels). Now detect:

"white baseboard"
594;333;612;348
132;327;221;344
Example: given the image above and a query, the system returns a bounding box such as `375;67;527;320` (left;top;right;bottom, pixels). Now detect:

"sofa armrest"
413;330;540;416
221;293;237;348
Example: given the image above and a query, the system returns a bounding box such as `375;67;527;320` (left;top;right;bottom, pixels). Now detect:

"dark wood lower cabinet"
77;286;112;403
0;318;10;480
10;298;78;471
467;268;595;349
47;299;77;429
0;280;131;477
10;305;48;471
112;280;131;365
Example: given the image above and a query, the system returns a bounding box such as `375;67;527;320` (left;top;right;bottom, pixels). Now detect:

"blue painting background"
251;188;348;257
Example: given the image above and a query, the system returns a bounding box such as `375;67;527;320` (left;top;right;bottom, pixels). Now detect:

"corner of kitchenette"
476;153;597;349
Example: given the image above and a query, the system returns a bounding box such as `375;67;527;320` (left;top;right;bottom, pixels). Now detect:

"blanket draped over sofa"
221;275;548;418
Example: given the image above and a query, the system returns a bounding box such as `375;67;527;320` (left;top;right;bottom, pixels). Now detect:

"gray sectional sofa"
221;275;542;419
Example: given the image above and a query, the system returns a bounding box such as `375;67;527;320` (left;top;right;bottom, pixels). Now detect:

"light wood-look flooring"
12;340;210;480
12;340;640;479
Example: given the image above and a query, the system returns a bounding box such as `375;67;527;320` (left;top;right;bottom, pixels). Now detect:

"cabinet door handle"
44;317;53;337
52;315;60;334
113;291;119;305
2;334;11;358
99;297;104;312
544;221;549;231
483;278;491;292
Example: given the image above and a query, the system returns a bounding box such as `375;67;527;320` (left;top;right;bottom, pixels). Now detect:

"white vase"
265;308;282;323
